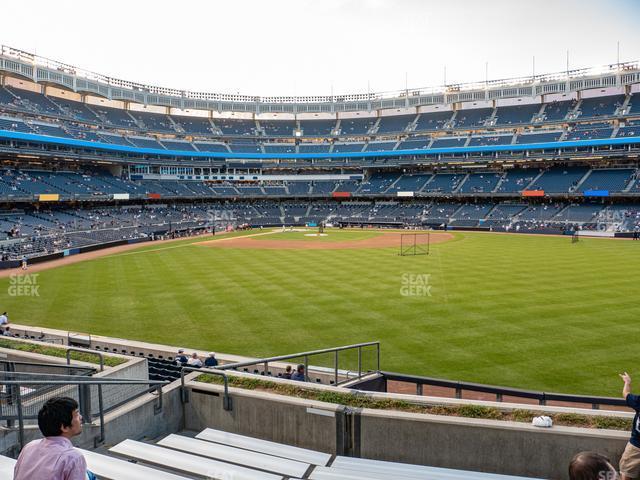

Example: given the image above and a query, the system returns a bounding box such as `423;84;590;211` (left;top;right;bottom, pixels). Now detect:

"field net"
399;233;430;256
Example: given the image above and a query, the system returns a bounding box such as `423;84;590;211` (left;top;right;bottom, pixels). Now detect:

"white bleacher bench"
196;427;332;466
330;455;542;480
158;434;311;478
80;449;191;480
0;455;15;480
110;439;284;480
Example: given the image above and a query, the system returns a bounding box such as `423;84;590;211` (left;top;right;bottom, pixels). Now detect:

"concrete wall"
358;409;628;480
186;382;345;454
185;379;630;480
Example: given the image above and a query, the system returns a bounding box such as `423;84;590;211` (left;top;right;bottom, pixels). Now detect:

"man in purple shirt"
14;396;94;480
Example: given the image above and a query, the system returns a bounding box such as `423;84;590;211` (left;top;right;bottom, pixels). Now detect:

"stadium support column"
0;73;4;87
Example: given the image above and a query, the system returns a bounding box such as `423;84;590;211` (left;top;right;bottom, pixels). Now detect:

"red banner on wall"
147;193;161;199
522;190;545;197
332;192;351;198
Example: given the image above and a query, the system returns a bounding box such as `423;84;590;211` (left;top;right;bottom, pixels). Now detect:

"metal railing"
218;341;380;386
65;347;103;372
1;359;95;377
0;373;167;450
180;367;232;411
374;372;627;410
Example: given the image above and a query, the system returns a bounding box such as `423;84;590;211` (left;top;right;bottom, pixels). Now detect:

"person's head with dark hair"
569;451;617;480
37;397;83;438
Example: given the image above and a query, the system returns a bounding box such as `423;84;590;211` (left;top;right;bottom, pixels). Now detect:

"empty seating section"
387;174;432;193
50;97;101;122
264;144;296;154
467;135;512;147
578;95;624;119
398;137;430;150
212;117;256;135
160;140;197;152
451;203;494;226
0;87;22;109
97;133;133;146
260;120;296;137
617;124;640;137
29;123;69;138
90;105;138;129
566;123;613;140
414;110;453;131
494;103;541;125
459;173;502;193
288;182;311;195
454;108;493;128
497;169;539;192
4;86;62;116
487;203;527;220
357;173;399;194
128;137;166;149
578;169;633;192
230;142;263;153
299;119;336;136
312;181;338;194
555;204;602;222
529;167;589;193
333;143;365;153
365;142;396;152
516;131;562;144
129;111;176;133
194;142;229;152
339;117;377;135
376;114;415;133
299;143;331;153
431;137;467;148
423;174;465;193
172;115;215;135
0;117;34;133
543;100;575;122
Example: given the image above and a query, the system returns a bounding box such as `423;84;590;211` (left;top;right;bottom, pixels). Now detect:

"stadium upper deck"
0;45;639;163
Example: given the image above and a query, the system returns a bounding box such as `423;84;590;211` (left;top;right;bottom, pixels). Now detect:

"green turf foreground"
1;229;638;397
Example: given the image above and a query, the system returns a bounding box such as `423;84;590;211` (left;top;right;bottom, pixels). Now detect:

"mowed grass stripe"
1;230;639;396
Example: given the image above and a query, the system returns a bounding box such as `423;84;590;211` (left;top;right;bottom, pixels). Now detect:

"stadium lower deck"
1;163;640;261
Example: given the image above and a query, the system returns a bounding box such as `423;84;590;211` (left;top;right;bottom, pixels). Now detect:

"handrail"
1;378;167;449
0;359;96;375
66;347;104;372
218;341;380;385
180;367;232;411
377;371;627;409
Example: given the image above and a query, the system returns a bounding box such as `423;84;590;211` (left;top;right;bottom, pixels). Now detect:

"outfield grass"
1;229;638;396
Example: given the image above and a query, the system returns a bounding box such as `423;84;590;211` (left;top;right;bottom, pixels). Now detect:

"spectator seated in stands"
13;397;97;480
569;451;617;480
282;365;293;379
204;352;218;368
0;311;7;331
2;325;12;336
187;352;203;368
291;364;306;381
175;348;188;365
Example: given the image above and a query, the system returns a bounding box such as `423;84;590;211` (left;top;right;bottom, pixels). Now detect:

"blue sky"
2;0;639;96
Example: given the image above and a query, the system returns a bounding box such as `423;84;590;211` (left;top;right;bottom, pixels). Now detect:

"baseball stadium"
1;3;640;478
